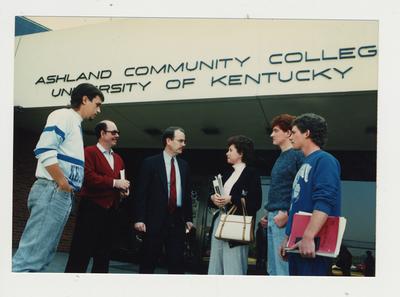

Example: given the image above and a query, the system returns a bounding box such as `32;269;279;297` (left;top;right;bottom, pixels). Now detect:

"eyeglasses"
105;130;120;136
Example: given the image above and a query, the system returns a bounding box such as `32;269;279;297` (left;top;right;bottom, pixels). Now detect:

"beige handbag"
214;198;254;243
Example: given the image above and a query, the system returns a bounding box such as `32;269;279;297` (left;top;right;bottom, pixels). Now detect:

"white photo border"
1;0;398;296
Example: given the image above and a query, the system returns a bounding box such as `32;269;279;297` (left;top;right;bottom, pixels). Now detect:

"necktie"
169;157;177;213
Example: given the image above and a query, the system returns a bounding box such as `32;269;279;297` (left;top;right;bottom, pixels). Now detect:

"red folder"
286;212;346;258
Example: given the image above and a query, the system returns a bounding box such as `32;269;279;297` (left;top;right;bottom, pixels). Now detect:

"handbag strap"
226;204;237;216
240;197;248;216
217;205;237;238
240;197;248;240
218;198;250;241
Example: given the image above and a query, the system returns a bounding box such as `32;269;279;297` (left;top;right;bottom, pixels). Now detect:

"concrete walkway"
12;250;168;274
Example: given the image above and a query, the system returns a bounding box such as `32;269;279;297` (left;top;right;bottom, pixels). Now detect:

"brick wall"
13;127;76;252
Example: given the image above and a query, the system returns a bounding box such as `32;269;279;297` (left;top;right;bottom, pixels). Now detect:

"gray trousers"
208;211;249;275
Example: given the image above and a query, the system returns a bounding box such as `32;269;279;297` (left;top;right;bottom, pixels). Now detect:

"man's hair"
70;83;104;109
162;126;185;147
227;135;255;164
94;121;108;140
270;114;296;132
292;113;328;148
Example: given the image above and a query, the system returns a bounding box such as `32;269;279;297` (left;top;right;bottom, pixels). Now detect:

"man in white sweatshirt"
13;83;104;272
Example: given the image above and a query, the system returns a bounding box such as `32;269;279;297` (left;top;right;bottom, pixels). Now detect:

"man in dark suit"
134;126;193;274
65;120;130;273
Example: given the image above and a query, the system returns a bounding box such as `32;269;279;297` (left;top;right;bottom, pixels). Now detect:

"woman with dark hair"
208;135;262;275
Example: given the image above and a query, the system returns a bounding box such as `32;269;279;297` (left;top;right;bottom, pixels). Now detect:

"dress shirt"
163;150;182;207
97;143;114;170
97;143;117;188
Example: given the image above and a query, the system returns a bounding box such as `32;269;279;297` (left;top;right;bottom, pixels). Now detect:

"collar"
232;162;246;171
281;147;293;154
97;142;113;154
70;108;83;122
163;150;176;161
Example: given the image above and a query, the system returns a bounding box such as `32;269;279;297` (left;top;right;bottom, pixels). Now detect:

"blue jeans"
267;210;289;275
12;179;73;272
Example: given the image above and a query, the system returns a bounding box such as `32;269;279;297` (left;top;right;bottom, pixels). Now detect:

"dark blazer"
134;153;193;235
210;165;262;247
79;145;125;209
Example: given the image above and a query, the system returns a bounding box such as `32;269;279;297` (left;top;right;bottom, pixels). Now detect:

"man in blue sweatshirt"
279;113;341;276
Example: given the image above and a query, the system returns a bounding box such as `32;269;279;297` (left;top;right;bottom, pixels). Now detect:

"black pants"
139;209;186;274
65;199;117;273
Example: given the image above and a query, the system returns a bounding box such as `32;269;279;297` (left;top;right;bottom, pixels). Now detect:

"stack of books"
286;211;347;258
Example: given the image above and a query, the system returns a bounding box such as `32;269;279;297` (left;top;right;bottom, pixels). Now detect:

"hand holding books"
119;169;130;198
211;174;231;208
212;174;224;196
288;235;320;258
211;194;232;208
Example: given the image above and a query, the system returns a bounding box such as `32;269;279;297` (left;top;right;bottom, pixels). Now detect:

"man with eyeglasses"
134;126;193;274
65;120;130;273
